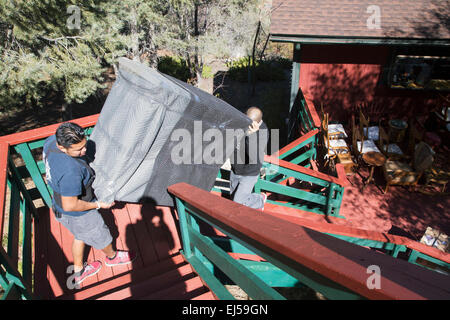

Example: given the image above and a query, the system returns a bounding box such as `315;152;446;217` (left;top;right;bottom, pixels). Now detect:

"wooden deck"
264;162;450;241
33;202;215;300
30;168;449;300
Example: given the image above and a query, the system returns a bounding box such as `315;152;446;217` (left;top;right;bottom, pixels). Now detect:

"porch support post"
289;43;301;113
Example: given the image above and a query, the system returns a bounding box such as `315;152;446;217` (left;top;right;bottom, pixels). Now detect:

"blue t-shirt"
43;135;94;216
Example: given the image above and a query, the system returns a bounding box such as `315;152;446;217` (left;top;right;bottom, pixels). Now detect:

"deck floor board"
125;203;160;267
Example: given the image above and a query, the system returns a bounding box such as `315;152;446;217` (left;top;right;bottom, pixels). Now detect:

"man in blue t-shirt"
43;122;136;286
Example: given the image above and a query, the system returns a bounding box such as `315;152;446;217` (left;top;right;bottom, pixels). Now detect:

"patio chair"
378;126;405;160
406;119;424;158
421;167;450;194
352;114;383;177
321;103;348;139
382;141;434;193
353;124;382;156
354;107;382;155
322;112;350;169
360;107;379;141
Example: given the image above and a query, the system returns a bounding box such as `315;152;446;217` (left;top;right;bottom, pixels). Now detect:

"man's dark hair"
55;122;85;148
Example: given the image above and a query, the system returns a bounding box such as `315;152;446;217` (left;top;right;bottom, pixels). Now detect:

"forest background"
0;0;292;138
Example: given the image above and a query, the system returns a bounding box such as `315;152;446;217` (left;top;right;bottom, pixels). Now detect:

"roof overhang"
270;34;450;47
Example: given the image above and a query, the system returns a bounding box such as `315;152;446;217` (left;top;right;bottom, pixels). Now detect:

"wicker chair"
382;141;434;193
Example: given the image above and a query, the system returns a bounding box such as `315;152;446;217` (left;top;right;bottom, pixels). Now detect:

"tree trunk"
62;103;73;121
196;71;212;94
259;33;270;62
251;21;261;96
130;8;140;61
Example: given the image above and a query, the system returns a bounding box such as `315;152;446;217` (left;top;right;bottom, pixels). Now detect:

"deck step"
263;202;351;226
57;253;214;300
140;275;210;300
191;291;217;300
98;263;197;300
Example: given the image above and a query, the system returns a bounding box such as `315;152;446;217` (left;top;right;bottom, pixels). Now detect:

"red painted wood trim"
263;201;351;226
0;141;9;241
169;183;450;300
0;114;99;146
272;129;319;158
335;163;350;187
263;209;450;264
264;155;349;187
406;241;450;264
302;89;322;129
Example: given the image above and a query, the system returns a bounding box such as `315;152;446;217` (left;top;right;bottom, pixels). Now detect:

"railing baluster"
175;198;192;258
169;183;450;300
21;198;32;288
187;224;286;300
14;143;52;208
7;174;20;267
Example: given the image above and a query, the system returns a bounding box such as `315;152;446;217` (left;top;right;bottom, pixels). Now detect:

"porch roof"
270;0;450;45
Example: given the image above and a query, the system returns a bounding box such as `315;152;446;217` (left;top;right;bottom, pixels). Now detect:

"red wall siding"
299;44;440;123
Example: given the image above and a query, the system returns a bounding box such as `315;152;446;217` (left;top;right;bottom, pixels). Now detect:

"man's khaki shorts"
56;209;112;250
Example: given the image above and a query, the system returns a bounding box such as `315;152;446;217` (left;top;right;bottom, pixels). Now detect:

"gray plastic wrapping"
89;57;250;206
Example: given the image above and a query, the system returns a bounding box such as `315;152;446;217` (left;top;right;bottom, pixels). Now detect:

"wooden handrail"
264;154;349;187
0;114;99;146
168;182;450;300
0;141;9;238
272;128;319;158
263;210;450;264
302;90;322;129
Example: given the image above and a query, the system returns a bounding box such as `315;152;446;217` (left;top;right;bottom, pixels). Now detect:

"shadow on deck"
340;168;450;240
33;202;214;300
264;162;450;242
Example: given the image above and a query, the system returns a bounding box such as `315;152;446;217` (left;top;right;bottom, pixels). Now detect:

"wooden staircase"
57;253;216;300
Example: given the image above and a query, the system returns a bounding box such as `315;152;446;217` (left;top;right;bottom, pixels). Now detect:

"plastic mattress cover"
89;57;251;206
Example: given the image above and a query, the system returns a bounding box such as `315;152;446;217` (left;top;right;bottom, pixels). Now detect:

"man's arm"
59;169;114;212
61;196;114;212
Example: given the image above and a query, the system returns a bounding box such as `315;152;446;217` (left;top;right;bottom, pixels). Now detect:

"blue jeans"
230;171;264;209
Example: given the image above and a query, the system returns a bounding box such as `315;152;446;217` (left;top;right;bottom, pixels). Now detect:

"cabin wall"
298;44;441;123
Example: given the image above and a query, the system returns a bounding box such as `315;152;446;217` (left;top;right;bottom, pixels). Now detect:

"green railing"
272;129;319;169
0;143;34;300
215;93;345;218
332;234;450;274
170;183;357;300
214;156;347;219
274;213;450;275
256;157;347;218
169;182;450;300
287;88;321;143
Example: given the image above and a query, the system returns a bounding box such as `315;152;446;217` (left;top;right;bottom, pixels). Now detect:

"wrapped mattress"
89;57;250;206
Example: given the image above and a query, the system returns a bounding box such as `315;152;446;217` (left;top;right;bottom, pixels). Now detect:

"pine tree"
0;0;165;113
0;0;270;115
